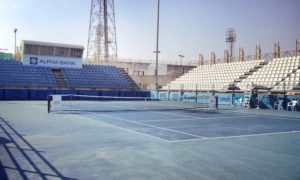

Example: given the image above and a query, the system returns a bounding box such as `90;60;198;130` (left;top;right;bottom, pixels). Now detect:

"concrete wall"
132;75;176;90
167;64;195;76
92;61;196;90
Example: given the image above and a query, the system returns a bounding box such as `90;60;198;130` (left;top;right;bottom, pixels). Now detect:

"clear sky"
0;0;299;64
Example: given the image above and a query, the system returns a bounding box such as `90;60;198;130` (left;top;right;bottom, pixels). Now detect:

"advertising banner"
158;91;169;101
182;92;197;103
23;55;82;68
169;92;181;101
216;94;232;105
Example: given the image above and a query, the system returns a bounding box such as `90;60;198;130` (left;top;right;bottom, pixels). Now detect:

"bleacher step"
259;61;268;65
51;69;67;87
239;75;247;79
234;79;242;82
244;72;253;75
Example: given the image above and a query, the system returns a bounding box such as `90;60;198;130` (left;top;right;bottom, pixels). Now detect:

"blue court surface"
80;109;300;142
0;101;300;180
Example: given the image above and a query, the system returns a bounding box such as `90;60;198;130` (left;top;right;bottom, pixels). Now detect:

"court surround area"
0;100;300;180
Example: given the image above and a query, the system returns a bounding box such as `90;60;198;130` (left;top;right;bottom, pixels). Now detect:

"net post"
209;95;218;110
144;97;147;111
215;95;218;109
70;94;72;111
47;95;51;113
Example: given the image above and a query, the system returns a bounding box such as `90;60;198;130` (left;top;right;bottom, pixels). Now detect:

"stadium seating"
0;60;57;87
237;56;300;91
61;64;138;89
162;56;300;92
0;59;138;89
162;59;264;91
1;57;299;92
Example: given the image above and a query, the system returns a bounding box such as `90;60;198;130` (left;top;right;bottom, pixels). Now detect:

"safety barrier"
154;91;300;111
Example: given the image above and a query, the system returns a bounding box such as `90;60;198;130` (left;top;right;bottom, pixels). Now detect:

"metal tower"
226;28;236;62
211;51;216;64
255;44;262;60
238;47;244;62
224;50;229;63
273;41;280;58
296;39;300;56
86;0;118;64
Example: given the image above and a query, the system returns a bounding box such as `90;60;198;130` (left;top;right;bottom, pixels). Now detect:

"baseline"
170;130;300;143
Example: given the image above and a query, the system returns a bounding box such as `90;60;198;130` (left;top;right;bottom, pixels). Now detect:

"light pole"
178;54;184;65
178;54;184;76
155;0;160;90
14;28;17;59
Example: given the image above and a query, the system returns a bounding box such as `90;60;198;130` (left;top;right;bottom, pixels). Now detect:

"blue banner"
232;93;244;106
196;94;210;104
183;92;197;103
170;92;181;101
158;91;169;100
150;91;158;99
216;94;232;105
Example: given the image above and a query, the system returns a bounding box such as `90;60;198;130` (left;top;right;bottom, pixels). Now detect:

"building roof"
22;40;84;49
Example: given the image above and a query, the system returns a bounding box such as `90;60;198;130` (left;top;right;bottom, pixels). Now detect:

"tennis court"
0;100;300;179
51;95;300;142
80;108;300;142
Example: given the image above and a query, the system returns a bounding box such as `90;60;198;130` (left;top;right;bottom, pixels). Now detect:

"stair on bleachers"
51;69;66;87
272;65;300;92
291;68;300;91
118;68;139;89
271;71;294;89
233;61;267;84
240;56;300;92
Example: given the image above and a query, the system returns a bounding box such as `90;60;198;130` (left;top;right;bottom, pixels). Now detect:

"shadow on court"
1;101;300;180
0;117;77;180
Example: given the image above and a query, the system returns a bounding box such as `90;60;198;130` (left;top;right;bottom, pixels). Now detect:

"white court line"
140;118;196;123
74;101;207;140
170;130;300;143
150;109;259;121
78;114;300;144
99;113;205;139
82;115;171;143
220;110;300;120
139;115;260;123
73;101;300;143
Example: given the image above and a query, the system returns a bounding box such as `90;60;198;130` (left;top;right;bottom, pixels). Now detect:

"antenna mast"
226;28;236;62
86;0;118;64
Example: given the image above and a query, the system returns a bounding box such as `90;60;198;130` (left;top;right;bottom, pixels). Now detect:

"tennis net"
47;94;218;113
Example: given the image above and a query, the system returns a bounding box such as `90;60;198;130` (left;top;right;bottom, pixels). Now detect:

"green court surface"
0;101;300;180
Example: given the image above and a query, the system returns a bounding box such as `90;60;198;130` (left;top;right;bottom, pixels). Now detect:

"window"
55;47;69;57
24;44;32;54
133;71;144;76
23;42;83;59
39;46;54;56
70;48;83;58
31;45;39;55
46;46;54;56
40;46;48;55
24;44;39;55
